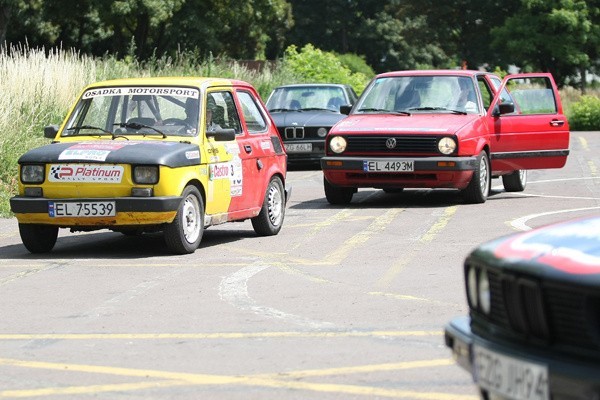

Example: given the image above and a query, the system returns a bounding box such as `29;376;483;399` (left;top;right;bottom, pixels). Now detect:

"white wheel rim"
480;156;489;196
182;194;201;243
267;184;283;227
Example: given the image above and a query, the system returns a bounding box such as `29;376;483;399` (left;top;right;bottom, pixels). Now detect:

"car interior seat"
327;97;344;111
394;90;420;110
289;100;301;110
213;105;226;127
126;117;155;126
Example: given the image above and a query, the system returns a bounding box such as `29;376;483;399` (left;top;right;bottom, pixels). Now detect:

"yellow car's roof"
85;76;235;90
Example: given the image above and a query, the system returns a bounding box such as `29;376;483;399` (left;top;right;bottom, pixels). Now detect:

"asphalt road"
0;131;598;399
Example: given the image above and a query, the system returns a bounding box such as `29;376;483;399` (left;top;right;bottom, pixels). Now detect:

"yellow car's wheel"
164;185;204;254
19;224;58;253
252;177;285;236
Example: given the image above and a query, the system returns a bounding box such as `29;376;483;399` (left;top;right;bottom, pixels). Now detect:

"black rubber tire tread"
324;177;355;205
252;176;285;236
383;188;404;194
19;224;58;253
463;151;490;204
502;170;527;192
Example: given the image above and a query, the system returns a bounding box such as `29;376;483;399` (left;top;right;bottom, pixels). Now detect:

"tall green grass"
0;46;298;216
0;46;96;216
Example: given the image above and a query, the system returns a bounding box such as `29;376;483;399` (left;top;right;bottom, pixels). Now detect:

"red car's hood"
332;113;479;135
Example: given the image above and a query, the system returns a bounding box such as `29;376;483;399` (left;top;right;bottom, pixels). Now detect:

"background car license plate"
473;345;549;400
49;201;116;217
285;143;312;153
363;160;414;172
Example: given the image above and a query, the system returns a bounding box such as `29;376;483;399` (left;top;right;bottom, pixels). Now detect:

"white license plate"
473;345;549;400
49;201;116;217
285;143;312;153
363;160;414;172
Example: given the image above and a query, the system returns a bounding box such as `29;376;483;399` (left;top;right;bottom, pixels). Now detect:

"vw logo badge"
385;137;397;149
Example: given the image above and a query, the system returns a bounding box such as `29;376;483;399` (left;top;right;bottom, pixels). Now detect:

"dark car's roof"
471;215;600;284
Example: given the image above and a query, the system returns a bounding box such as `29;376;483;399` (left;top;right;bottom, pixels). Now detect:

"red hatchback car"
321;70;570;204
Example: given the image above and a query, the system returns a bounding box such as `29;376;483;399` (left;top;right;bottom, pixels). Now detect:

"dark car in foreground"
445;215;600;400
266;83;358;165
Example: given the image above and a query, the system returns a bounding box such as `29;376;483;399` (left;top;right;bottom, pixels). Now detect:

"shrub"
282;44;370;94
569;95;600;131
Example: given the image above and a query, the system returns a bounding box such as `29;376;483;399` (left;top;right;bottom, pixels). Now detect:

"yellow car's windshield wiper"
65;125;113;135
114;122;167;138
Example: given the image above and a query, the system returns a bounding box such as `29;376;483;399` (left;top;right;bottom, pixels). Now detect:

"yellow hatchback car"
10;77;290;254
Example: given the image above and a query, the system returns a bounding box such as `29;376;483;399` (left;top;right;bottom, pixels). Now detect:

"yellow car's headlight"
21;164;45;184
133;165;159;184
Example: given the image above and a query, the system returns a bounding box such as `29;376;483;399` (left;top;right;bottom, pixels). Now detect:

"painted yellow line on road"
579;135;589;150
326;209;403;265
0;330;441;340
420;206;457;243
257;358;454;379
368;291;432;302
1;380;188;397
0;357;475;399
289;208;358;250
376;207;457;288
588;160;597;176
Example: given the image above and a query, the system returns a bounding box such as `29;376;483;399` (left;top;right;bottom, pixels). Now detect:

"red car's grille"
344;135;440;154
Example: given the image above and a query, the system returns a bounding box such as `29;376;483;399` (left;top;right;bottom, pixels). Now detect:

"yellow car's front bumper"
10;196;181;226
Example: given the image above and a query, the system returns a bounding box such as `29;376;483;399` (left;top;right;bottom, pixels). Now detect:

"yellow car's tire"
164;185;204;254
19;224;58;253
252;176;285;236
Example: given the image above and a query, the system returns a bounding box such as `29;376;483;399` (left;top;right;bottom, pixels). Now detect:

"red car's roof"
376;70;490;78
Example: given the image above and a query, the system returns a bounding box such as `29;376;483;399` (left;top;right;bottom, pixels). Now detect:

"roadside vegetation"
0;45;598;217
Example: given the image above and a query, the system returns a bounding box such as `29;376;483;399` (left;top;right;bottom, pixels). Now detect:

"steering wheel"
162;118;189;126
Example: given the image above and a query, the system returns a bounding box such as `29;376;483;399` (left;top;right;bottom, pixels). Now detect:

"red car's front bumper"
320;155;477;189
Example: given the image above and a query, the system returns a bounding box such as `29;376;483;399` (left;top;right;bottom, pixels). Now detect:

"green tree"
491;0;598;87
3;0;293;61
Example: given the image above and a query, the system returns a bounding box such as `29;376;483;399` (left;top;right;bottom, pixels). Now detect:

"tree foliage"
1;0;599;88
491;0;598;87
2;0;293;60
282;44;369;93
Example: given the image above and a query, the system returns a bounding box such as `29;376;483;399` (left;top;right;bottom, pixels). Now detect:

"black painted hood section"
270;110;347;128
18;140;201;167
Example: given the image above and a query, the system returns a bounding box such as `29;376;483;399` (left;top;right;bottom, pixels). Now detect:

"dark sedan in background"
266;83;358;166
445;215;600;400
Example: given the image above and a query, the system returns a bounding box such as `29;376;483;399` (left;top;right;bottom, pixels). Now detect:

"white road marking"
219;264;334;329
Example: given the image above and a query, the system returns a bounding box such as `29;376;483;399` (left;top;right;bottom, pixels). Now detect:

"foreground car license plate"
363;160;414;172
473;345;549;400
285;143;312;153
49;201;116;217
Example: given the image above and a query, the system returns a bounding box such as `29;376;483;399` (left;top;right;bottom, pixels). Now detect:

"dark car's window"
267;86;349;111
238;91;268;134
